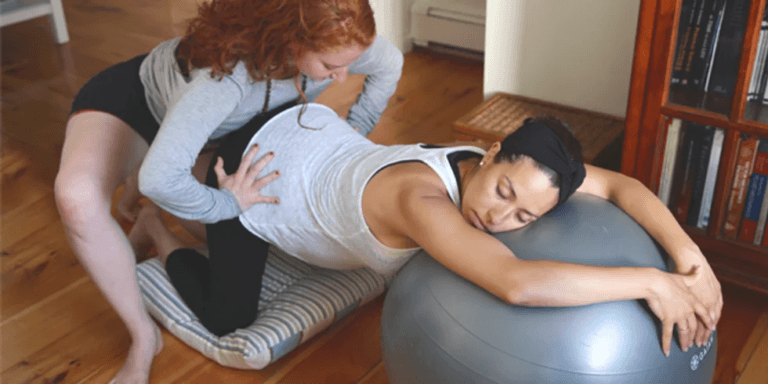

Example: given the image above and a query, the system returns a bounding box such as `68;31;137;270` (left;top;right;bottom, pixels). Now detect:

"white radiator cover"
410;0;485;52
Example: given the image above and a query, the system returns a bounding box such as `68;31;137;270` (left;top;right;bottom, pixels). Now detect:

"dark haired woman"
130;103;723;364
53;1;401;382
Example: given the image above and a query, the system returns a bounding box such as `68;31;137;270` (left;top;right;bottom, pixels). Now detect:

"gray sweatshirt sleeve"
346;36;404;136
138;75;244;223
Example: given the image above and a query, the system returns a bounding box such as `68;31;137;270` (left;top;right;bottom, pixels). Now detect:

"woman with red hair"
53;1;401;383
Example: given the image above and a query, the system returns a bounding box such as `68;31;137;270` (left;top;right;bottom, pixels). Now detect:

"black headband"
500;121;586;205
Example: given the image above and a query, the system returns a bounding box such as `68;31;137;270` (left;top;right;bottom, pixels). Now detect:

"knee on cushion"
165;248;259;337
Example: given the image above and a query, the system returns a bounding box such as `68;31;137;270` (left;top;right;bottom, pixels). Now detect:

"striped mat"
136;247;391;369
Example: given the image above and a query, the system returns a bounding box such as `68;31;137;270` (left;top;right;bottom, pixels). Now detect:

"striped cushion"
136;247;392;369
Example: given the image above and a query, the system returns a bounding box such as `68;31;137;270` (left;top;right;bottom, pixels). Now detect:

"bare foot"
128;205;163;262
117;167;142;222
109;322;164;384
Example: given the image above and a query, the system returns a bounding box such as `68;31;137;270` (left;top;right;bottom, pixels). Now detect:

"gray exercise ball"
381;194;717;384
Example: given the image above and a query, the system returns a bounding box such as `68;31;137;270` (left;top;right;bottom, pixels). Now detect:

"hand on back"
214;144;280;211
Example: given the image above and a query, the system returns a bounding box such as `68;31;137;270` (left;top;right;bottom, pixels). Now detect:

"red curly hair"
176;0;376;82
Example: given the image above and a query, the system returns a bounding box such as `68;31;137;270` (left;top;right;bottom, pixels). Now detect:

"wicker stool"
453;93;625;168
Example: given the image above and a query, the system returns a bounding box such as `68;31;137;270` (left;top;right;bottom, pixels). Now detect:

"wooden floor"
2;1;768;383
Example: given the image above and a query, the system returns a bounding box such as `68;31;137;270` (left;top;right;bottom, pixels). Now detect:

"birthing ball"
381;194;717;383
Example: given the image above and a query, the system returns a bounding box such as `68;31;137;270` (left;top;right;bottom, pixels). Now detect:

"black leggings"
164;102;296;336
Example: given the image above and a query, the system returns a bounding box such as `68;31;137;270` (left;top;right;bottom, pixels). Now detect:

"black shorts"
70;54;160;144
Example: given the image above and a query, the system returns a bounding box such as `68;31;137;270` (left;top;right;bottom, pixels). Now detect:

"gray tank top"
239;104;485;276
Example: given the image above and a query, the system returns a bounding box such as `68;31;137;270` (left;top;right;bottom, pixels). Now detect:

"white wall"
370;0;414;53
372;0;639;117
484;0;640;117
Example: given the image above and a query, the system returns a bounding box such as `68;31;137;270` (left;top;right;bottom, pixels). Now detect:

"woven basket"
453;93;625;164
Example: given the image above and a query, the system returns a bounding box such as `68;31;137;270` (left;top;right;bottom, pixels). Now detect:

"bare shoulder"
371;161;451;198
363;161;459;247
394;167;469;238
578;164;636;198
370;161;465;234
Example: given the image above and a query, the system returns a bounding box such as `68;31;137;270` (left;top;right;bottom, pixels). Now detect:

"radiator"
410;0;485;52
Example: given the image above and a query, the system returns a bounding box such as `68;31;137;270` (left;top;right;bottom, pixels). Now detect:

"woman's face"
461;143;559;233
295;44;365;83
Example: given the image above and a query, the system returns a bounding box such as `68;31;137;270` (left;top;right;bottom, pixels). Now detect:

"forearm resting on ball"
579;165;704;270
499;259;660;307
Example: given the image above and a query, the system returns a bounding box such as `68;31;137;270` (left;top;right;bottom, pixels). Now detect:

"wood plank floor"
3;1;768;383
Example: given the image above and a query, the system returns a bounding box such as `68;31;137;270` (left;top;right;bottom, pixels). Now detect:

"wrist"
643;268;664;300
671;243;706;273
220;187;245;213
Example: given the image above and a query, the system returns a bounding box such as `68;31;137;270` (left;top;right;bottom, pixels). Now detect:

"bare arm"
397;186;713;355
577;165;703;271
577;164;723;347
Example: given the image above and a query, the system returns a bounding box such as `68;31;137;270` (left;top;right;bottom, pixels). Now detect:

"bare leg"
127;203;159;263
116;163;143;222
119;141;213;238
129;204;186;265
54;111;161;384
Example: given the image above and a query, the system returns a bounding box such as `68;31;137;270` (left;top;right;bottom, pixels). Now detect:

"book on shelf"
658;118;684;207
697;127;725;228
748;6;768;101
757;35;768;105
738;140;768;242
672;0;700;86
690;0;726;91
760;197;768;246
707;0;750;97
761;213;768;246
682;0;711;86
755;184;768;244
686;124;716;226
751;141;768;244
723;135;759;239
758;53;768;105
738;173;768;242
672;124;702;222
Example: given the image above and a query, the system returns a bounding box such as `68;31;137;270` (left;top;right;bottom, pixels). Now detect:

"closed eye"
496;185;508;199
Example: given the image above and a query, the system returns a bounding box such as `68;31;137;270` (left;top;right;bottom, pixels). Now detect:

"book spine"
758;36;768;103
751;140;768;243
751;139;768;175
692;0;726;90
673;126;701;222
707;0;749;96
672;0;699;85
758;6;768;101
763;75;768;104
658;118;683;206
683;0;710;86
761;211;768;245
760;198;768;246
754;179;768;244
697;127;725;228
702;1;727;90
723;135;759;238
687;125;715;226
738;140;768;241
749;19;768;100
738;173;768;242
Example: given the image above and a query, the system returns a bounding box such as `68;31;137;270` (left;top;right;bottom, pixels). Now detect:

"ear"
481;142;501;165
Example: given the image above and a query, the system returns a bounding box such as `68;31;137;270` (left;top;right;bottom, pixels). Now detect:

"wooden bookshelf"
624;0;768;295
